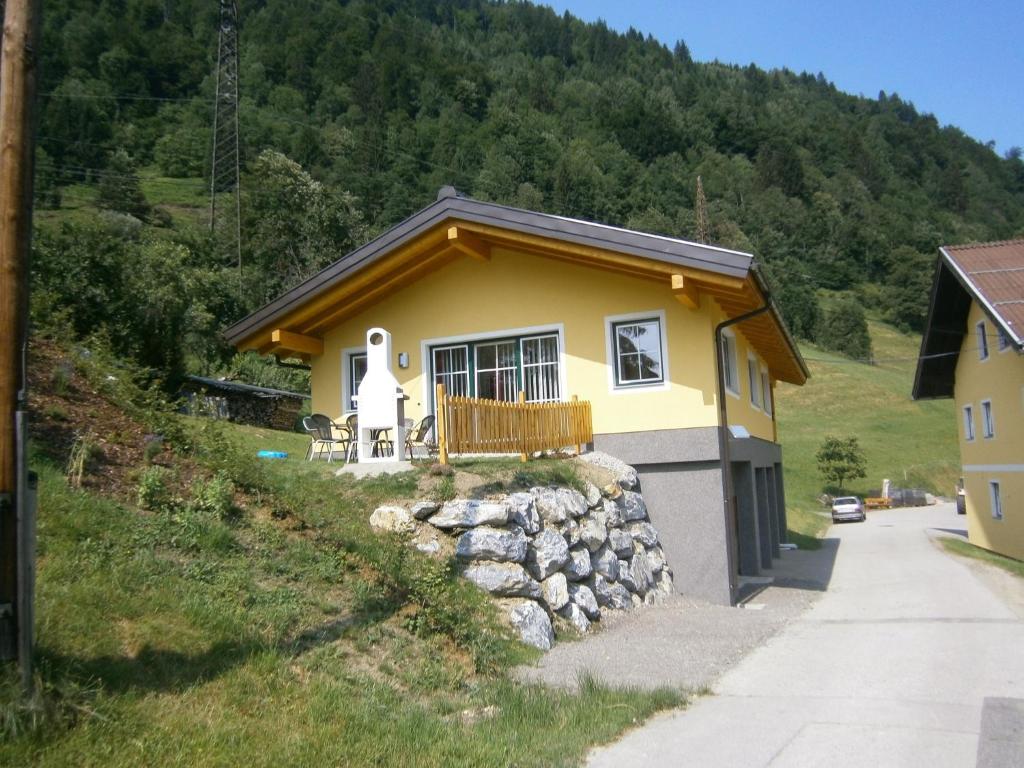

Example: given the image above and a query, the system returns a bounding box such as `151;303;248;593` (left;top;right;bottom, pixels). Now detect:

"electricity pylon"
209;0;241;274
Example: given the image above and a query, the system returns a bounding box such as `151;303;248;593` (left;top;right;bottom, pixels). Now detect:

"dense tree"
816;297;873;361
816;436;867;491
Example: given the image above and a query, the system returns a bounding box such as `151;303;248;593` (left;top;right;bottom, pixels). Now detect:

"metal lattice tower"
695;175;710;244
210;0;241;272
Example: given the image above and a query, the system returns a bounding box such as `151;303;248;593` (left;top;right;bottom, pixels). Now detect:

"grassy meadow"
776;319;960;541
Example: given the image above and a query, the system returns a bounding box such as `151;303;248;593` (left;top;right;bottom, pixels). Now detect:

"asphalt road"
587;503;1024;767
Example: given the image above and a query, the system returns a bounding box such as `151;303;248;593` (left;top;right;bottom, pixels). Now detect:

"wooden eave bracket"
263;328;324;358
671;273;700;310
447;225;490;261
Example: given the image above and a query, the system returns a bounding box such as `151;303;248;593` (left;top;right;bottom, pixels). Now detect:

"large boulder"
462;563;541;598
626;521;659;548
608;528;634;558
655;569;674;596
526;529;570;580
620;551;655;596
579;512;608;553
578;451;639;489
591;543;620;581
429;499;511;529
557;602;591;634
557;488;588;518
567;582;600;619
583;481;603;509
369;505;415;535
563;545;593;581
647;546;666;574
531;487;570;524
588;574;633;610
455;526;527;562
602;498;625;528
410;500;440;520
621;491;647;522
540;572;570;611
507;492;541;535
557;519;582;548
505;600;555;650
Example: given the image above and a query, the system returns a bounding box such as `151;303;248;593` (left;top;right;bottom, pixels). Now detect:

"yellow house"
225;188;809;604
913;239;1024;561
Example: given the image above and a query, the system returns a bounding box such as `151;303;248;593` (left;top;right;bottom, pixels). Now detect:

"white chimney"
354;327;407;462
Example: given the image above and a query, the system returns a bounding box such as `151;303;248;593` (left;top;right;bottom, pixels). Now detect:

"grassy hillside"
776;319;959;539
3;337;680;766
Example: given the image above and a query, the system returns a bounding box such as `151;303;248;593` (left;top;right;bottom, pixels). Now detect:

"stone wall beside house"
370;461;673;650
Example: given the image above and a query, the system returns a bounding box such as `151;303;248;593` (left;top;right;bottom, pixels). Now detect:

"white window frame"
473;339;518;402
721;330;739;398
747;354;761;410
977;321;989;361
420;323;567;412
963;404;975;442
341;346;367;414
432;344;471;399
604;310;670;394
761;367;773;417
990;480;1003;520
981;399;995;439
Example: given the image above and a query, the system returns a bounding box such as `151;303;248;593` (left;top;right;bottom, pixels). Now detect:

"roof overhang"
912;246;1024;400
224;191;809;384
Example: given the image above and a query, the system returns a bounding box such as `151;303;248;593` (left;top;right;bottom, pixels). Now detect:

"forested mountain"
33;0;1024;382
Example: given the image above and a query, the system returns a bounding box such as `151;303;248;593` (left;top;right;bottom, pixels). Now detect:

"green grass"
938;537;1024;579
776;320;959;542
2;409;682;765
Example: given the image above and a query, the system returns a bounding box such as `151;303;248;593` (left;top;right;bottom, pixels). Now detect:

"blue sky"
544;1;1023;154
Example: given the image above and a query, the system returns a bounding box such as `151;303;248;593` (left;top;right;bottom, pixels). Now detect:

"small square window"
963;405;975;441
977;321;989;360
997;327;1012;352
981;400;995;439
990;481;1003;520
612;318;664;387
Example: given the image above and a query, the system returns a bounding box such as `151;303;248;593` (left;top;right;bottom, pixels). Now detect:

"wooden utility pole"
0;0;40;685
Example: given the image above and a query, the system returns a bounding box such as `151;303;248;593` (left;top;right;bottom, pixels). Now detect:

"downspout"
715;304;771;605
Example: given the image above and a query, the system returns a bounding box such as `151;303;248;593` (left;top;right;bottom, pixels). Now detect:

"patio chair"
302;416;320;461
307;413;350;462
405;415;438;459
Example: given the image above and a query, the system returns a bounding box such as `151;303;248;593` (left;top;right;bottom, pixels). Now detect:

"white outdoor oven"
354;327;408;463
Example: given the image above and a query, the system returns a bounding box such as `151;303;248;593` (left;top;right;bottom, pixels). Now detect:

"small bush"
65;435;99;489
433;475;456;502
136;465;172;511
428;462;454;477
190;471;236;519
142;435;164;464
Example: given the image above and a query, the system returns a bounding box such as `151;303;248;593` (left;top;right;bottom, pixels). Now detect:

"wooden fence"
435;383;593;464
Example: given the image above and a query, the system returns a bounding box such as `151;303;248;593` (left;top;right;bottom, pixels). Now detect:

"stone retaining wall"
370;457;673;650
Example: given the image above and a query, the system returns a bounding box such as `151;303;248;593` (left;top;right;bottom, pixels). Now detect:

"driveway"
587;503;1024;767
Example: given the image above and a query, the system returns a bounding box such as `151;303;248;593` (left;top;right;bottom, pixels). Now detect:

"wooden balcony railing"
435;383;592;464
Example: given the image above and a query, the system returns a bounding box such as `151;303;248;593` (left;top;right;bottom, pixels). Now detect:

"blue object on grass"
257;450;288;459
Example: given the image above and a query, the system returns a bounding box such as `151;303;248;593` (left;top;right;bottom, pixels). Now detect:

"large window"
612;318;664;387
977;321;989;360
431;333;561;403
990;481;1003;520
721;332;738;395
981;399;995;439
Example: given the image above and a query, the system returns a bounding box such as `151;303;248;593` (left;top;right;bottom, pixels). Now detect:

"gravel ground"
515;541;836;693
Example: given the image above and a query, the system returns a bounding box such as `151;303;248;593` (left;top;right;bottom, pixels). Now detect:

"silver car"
831;496;866;523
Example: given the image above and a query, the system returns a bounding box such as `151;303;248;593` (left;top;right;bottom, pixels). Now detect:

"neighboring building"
224;188;809;604
913;239;1024;561
181;375;308;432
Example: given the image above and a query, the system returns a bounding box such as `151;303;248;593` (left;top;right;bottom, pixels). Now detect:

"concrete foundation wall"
594;427;792;606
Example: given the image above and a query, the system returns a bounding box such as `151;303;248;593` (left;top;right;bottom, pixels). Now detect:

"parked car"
831;496;866;523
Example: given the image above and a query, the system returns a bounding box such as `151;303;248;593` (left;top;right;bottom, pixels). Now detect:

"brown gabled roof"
224;188;809;384
912;239;1024;400
943;240;1024;341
